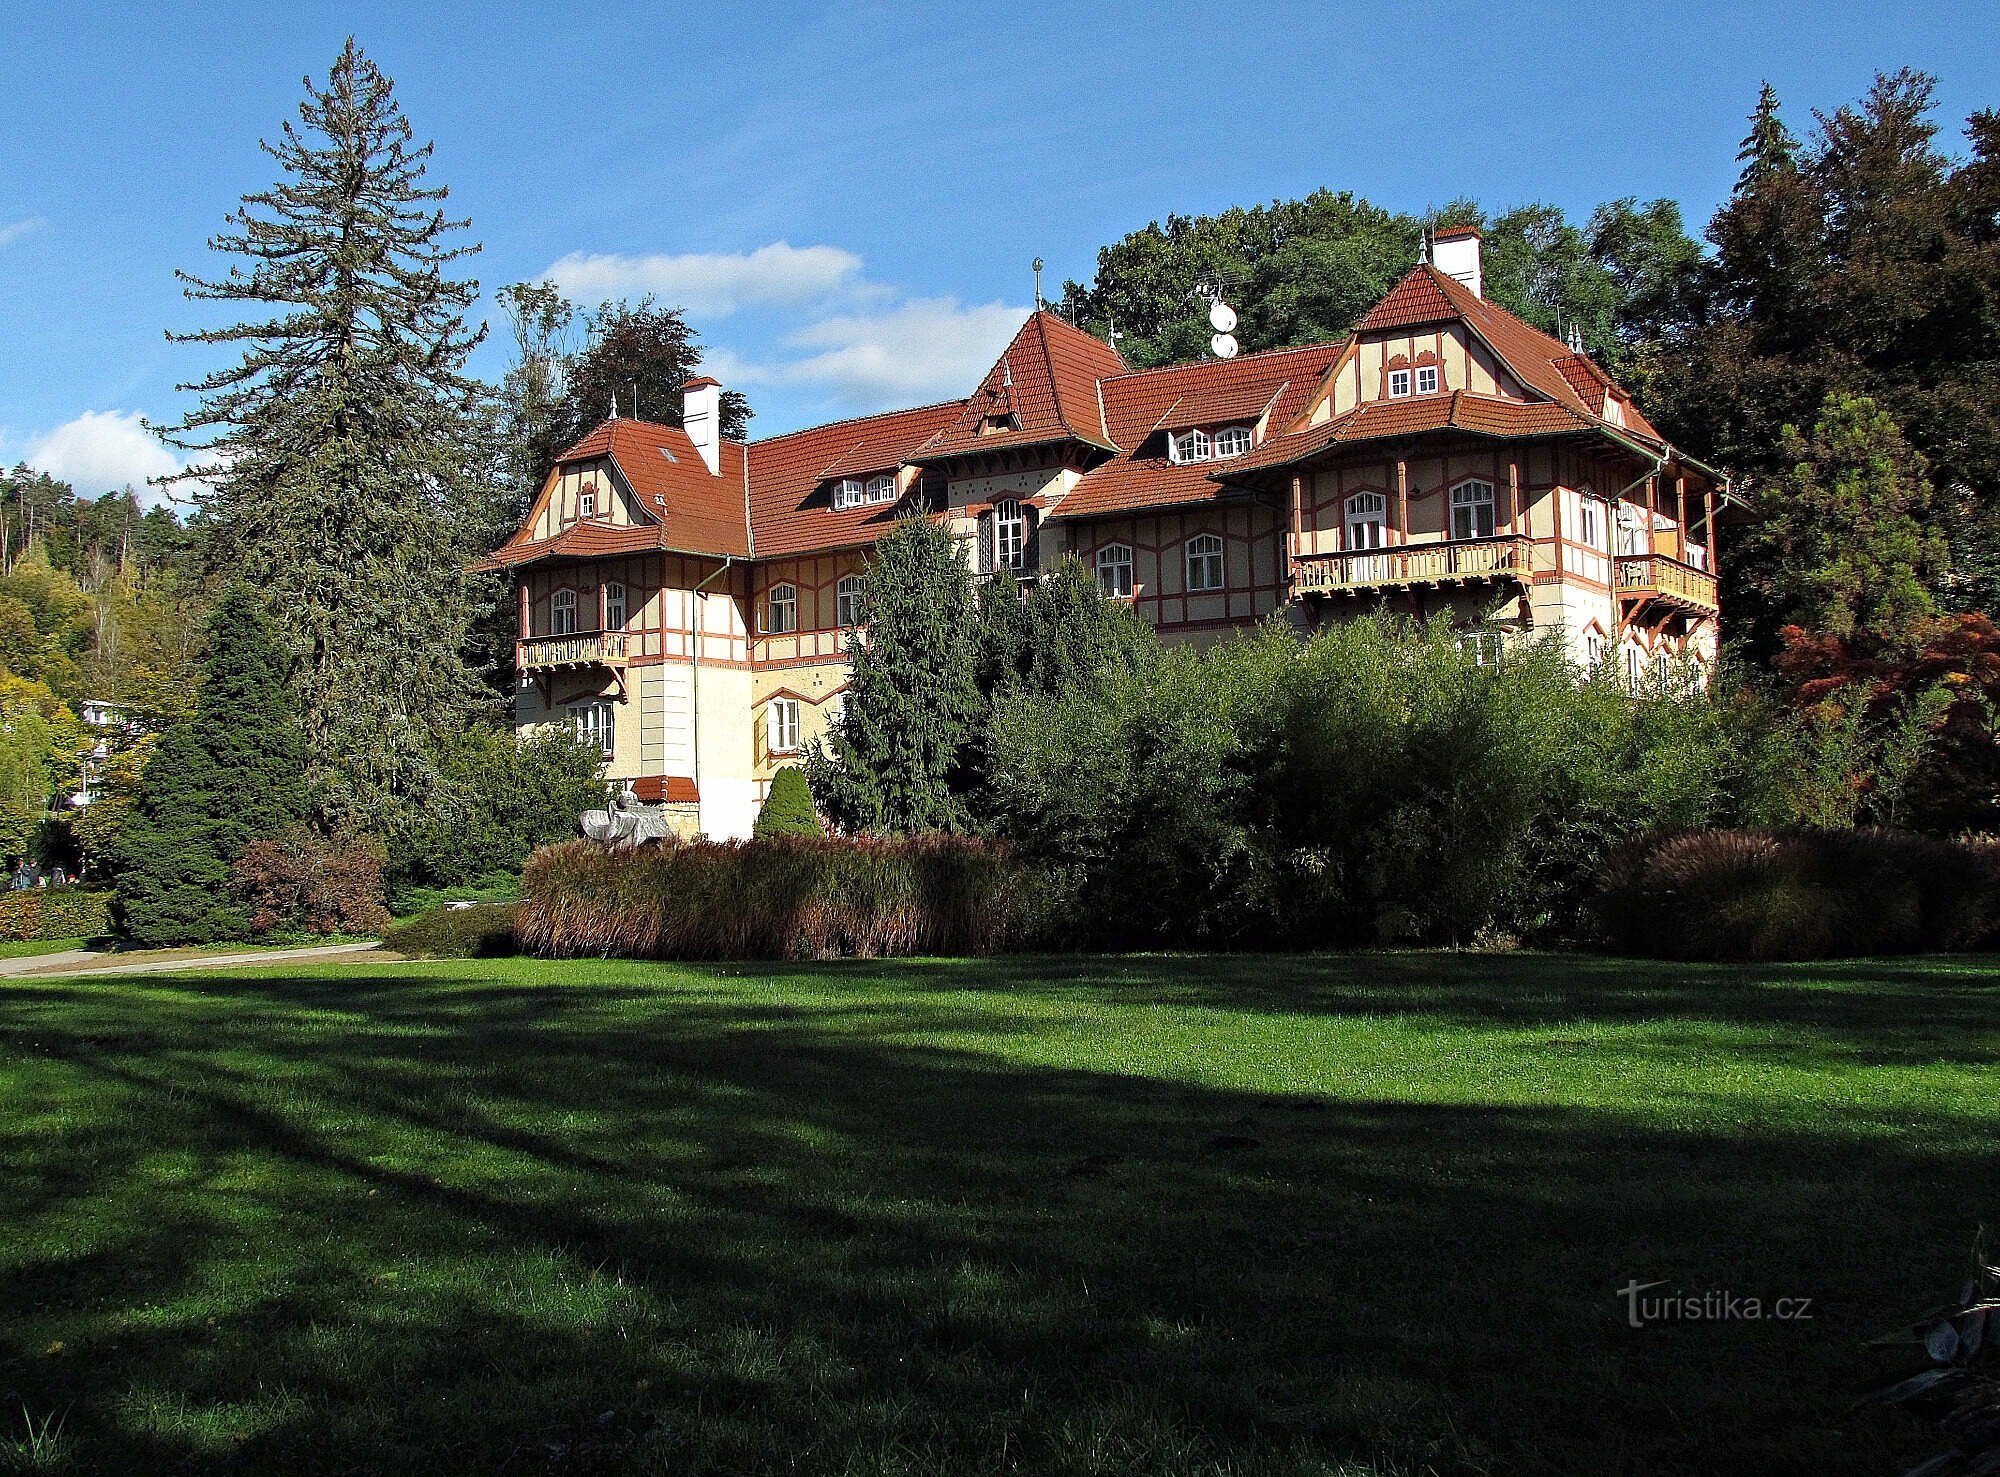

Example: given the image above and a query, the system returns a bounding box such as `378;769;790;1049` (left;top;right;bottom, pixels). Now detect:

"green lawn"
0;939;88;961
2;952;1995;1475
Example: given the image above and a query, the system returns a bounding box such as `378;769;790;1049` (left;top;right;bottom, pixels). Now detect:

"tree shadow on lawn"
0;967;1990;1474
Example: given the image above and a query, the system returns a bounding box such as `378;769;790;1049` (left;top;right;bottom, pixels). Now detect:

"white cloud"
22;411;183;505
541;241;865;316
0;216;46;247
714;296;1027;407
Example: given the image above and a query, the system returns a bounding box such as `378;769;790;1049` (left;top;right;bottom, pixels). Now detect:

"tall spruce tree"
154;39;490;834
114;586;308;944
805;516;983;834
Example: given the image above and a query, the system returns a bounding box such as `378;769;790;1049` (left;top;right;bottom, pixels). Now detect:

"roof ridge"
1098;336;1348;383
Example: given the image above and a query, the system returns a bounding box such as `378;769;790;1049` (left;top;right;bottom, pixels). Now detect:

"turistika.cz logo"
1618;1280;1815;1328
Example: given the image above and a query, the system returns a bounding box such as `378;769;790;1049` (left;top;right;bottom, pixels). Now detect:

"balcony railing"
518;630;630;669
1293;534;1534;596
1615;555;1719;613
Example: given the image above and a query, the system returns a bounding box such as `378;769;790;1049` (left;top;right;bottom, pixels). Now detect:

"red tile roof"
746;399;966;557
1220;392;1599;479
631;775;699;804
914;310;1126;460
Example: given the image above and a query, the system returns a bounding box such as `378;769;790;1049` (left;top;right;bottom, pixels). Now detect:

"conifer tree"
805;516;982;834
753;767;821;838
114;586;308;943
154;39;490;835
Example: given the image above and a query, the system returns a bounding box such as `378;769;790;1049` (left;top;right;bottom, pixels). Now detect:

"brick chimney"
683;375;722;474
1434;226;1483;299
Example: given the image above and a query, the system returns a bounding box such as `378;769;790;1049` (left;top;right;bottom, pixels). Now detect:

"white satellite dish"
1211;332;1239;360
1209;301;1238;333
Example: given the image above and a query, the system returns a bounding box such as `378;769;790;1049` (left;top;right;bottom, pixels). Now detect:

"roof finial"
1032;257;1045;311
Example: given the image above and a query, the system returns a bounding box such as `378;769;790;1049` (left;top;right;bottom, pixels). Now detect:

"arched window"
1450;479;1495;540
836;574;864;628
1212;425;1254;459
1345;491;1387;551
865;473;897;504
832;477;864;511
550;588;577;636
994;498;1026;570
603;581;626;631
1171;428;1212;464
1185;533;1225;592
764;582;797;634
1096;543;1134;598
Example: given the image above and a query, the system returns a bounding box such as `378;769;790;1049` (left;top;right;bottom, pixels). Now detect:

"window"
1625;646;1645;696
764;582;797;634
836;574;864;628
767;698;801;755
994;498;1026;570
1415;365;1439;394
865;473;897;505
567;700;614;757
1577;493;1606;549
1388;368;1412;397
1616;502;1649;556
603;581;626;631
1585;630;1607;670
1213;425;1254;459
1171;428;1212;464
1655;649;1674;690
1345;491;1387;551
550;588;577;636
833;477;865;510
1096;543;1134;598
578;488;597;519
1450;479;1496;540
1459;631;1503;667
1186;533;1225;592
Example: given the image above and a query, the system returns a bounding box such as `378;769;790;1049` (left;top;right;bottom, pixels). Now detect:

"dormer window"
1388;369;1412;398
833;478;865;511
980;413;1017;436
865;473;896;504
1212;425;1253;459
1415;366;1439;394
578;488;597;519
1170;428;1211;464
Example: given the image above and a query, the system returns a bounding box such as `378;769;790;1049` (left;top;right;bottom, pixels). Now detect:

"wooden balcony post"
1705;486;1719;564
517;582;530;640
1290;475;1304;562
1396;460;1408;546
1507;459;1520;534
597;581;609;632
1675;472;1688;551
1645;475;1658;554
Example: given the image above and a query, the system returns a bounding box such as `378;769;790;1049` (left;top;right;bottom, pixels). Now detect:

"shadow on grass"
1;959;1993;1474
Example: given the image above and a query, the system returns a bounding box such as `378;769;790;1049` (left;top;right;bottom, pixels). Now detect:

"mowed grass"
2;953;1996;1475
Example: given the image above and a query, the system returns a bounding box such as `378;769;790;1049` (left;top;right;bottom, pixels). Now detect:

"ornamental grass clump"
519;835;1031;960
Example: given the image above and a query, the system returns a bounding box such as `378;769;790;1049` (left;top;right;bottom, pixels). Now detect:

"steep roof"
1221;392;1601;482
746;399;966;557
913;310;1127;461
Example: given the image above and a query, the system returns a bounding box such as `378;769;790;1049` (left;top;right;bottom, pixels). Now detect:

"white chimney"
682;374;722;474
1433;225;1483;299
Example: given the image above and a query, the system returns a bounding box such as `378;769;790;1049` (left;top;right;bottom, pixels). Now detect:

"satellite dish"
1209;301;1238;333
1211;332;1239;360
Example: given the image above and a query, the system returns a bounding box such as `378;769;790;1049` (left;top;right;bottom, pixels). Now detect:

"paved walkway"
0;940;382;979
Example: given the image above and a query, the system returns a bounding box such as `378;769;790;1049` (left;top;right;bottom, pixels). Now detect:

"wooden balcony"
518;630;630;670
1615;554;1719;614
1293;534;1534;597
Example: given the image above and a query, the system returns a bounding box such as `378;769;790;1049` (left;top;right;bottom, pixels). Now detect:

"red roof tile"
632;775;699;804
1218;392;1598;479
746;400;966;557
914;311;1126;460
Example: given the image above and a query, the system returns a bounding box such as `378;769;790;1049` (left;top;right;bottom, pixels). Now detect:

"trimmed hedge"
384;903;520;958
1595;828;2000;961
0;888;114;942
520;836;1032;960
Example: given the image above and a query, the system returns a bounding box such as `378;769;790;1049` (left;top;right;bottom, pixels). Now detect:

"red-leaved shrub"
519;835;1034;960
231;826;392;937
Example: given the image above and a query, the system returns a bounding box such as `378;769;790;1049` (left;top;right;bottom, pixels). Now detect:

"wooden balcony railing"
1293;534;1534;596
518;630;630;670
1615;555;1719;613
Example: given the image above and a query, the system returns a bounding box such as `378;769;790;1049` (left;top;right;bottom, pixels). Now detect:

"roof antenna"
631;380;640;421
609;391;618;420
1032;257;1045;311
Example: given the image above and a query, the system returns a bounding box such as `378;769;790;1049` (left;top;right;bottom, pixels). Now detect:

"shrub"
519;835;1033;960
384;902;519;958
1595;828;2000;961
754;767;821;838
230;827;392;937
390;726;604;894
0;888;113;941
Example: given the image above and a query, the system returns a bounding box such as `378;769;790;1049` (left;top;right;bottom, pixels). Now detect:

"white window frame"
603;581;626;632
865;473;897;505
1459;630;1503;667
1615;501;1650;556
833;477;865;511
1345;491;1387;551
836;573;864;628
550;588;578;636
567;699;615;758
1577;492;1607;550
1415;365;1439;394
994;498;1026;570
764;582;797;635
1450;479;1496;541
767;697;801;755
1170;428;1212;464
1096;543;1134;598
1212;425;1254;459
578;488;597;519
1185;533;1225;592
1585;630;1607;670
1387;369;1412;398
1625;645;1646;696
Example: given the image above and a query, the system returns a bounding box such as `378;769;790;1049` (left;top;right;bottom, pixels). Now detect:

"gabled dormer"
912;309;1126;464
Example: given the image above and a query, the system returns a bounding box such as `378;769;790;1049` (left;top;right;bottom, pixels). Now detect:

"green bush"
384;902;520;958
1595;828;2000;960
0;888;113;941
753;767;821;838
390;727;605;894
519;836;1033;960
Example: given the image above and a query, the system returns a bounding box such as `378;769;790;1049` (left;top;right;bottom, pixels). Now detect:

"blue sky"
3;0;1997;505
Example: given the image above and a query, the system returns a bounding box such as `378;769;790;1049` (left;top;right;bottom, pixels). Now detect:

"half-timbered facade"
485;229;1734;838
